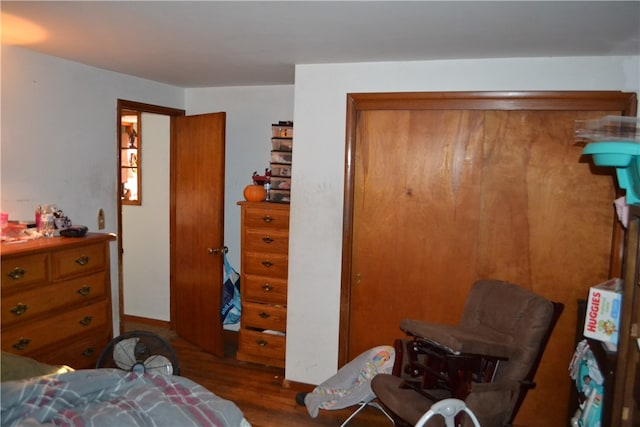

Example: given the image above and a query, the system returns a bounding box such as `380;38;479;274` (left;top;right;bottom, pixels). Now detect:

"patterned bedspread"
1;369;248;427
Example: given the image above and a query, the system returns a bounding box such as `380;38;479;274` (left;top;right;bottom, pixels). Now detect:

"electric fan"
96;330;180;375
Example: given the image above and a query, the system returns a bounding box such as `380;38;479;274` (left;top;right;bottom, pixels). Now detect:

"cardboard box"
583;278;623;345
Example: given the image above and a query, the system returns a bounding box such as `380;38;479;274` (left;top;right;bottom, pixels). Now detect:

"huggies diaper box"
583;278;623;346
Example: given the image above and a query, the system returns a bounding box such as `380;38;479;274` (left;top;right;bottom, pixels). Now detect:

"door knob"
207;246;229;255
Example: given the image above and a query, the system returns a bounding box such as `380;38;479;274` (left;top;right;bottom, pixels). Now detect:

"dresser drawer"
52;243;106;280
1;253;48;290
1;271;106;326
2;300;109;356
243;252;288;278
244;206;289;230
243;228;289;254
244;274;287;305
33;331;111;369
243;301;287;332
238;329;286;362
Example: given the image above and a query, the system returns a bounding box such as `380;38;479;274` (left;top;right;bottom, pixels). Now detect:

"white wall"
287;56;640;384
1;46;184;333
185;86;294;270
122;113;170;320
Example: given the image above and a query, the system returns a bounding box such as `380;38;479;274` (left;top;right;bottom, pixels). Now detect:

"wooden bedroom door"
340;91;637;426
174;112;226;357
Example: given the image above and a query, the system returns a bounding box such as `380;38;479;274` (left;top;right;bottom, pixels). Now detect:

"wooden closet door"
349;109;485;356
477;111;617;423
342;92;636;427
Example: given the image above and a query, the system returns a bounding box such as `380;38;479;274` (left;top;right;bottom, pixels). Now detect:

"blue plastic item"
583;141;640;205
221;254;241;325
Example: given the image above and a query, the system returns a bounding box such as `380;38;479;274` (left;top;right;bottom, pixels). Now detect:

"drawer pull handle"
75;256;90;266
8;267;26;280
256;339;268;347
262;236;274;244
262;284;273;292
10;303;28;316
262;261;273;268
82;348;96;358
79;316;93;326
262;216;273;223
259;312;270;319
77;286;92;296
12;338;31;351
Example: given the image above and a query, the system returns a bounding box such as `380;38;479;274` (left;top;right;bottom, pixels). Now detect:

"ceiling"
2;1;639;88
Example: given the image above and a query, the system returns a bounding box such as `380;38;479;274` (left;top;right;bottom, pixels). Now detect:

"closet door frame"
339;90;637;363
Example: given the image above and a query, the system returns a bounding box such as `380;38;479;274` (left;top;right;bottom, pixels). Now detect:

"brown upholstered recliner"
371;279;563;427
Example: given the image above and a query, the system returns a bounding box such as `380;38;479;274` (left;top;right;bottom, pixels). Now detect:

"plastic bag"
221;254;241;325
569;340;603;427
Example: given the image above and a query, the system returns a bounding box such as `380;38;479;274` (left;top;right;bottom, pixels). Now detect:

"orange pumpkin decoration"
243;184;266;202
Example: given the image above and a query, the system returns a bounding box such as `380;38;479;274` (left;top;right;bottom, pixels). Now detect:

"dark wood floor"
123;322;393;427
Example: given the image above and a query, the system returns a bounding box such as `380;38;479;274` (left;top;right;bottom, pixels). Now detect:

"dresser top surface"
1;233;116;257
237;201;290;209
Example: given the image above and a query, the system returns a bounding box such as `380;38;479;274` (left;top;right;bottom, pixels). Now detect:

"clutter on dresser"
1;204;83;243
59;225;88;238
39;204;56;237
1;219;38;243
243;171;268;202
38;204;74;237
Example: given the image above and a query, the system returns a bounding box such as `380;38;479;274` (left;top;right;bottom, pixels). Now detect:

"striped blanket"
1;369;248;427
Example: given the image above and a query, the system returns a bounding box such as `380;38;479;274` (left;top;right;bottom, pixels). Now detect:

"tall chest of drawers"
237;202;288;368
1;233;115;368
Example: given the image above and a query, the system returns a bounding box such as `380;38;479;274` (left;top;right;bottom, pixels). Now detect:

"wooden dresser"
1;233;116;369
237;202;288;368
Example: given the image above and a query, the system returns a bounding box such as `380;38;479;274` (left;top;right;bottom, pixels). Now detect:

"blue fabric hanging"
221;254;241;325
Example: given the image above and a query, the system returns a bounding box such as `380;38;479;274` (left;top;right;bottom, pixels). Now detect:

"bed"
1;352;251;427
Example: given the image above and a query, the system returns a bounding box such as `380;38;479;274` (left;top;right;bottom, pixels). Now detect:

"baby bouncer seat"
300;345;396;426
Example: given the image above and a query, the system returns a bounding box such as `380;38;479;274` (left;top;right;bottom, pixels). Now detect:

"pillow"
1;352;73;382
